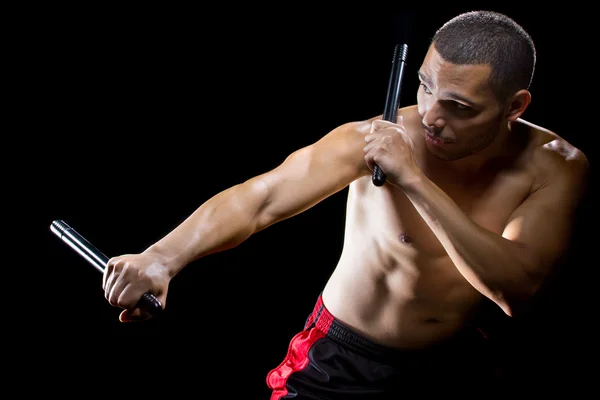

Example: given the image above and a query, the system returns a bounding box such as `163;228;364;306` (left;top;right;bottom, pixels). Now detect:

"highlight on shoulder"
517;118;589;167
525;121;590;193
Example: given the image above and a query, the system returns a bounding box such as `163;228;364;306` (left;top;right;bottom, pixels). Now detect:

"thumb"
119;309;136;322
119;308;153;323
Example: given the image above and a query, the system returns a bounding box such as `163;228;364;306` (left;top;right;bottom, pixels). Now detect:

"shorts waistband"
305;295;429;362
304;295;488;363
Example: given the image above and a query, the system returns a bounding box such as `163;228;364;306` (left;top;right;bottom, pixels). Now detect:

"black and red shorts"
267;295;503;399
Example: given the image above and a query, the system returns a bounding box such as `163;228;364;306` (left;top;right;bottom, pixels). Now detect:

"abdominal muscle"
321;178;486;349
322;257;484;349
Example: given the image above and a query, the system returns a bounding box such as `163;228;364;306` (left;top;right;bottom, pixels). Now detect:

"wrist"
143;244;186;278
397;170;428;192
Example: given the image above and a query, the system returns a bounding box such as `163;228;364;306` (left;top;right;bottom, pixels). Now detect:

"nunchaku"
50;219;163;317
372;43;409;186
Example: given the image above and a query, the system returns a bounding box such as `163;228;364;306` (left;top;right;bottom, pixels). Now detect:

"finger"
371;118;398;132
363;140;378;154
365;131;389;144
369;122;376;134
103;269;120;300
103;256;122;291
106;273;131;307
364;147;384;171
370;119;393;134
364;134;396;157
364;135;387;157
119;287;158;322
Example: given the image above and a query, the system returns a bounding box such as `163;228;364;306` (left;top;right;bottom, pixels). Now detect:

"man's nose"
421;101;445;129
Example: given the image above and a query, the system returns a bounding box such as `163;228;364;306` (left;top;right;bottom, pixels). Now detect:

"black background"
21;2;597;397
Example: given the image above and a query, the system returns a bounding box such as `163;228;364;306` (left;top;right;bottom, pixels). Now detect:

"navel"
398;232;413;245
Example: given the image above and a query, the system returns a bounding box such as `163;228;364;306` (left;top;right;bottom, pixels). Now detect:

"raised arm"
364;118;590;317
103;121;371;321
402;141;589;317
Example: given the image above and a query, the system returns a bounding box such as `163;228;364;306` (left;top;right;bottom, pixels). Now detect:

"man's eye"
420;83;431;94
454;102;470;111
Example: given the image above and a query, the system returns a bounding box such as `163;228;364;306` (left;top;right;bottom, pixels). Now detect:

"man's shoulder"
524;120;587;169
517;119;590;190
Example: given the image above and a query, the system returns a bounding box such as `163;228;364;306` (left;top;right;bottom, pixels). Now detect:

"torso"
321;105;552;349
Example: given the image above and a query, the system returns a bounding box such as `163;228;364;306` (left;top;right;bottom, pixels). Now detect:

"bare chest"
347;168;532;255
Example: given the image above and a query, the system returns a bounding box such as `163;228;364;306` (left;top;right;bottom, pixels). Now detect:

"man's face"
416;45;506;161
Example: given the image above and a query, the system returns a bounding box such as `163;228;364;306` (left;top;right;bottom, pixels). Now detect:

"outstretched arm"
103;121;370;321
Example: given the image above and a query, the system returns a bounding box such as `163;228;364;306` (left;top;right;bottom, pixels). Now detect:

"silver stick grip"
50;219;163;317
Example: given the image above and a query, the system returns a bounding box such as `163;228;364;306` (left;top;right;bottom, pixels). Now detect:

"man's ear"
505;89;531;121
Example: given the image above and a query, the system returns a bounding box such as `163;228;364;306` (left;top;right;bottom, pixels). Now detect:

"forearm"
402;175;536;314
144;177;270;276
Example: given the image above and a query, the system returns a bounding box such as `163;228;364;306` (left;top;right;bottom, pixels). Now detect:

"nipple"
398;232;412;245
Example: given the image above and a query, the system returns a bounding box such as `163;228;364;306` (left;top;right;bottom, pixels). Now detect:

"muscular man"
103;10;589;398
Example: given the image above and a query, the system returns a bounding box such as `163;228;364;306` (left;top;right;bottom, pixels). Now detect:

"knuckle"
108;294;119;307
116;298;128;309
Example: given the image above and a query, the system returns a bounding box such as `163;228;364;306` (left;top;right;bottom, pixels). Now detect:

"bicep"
254;123;369;229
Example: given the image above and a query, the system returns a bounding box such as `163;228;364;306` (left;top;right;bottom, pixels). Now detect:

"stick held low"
50;219;163;317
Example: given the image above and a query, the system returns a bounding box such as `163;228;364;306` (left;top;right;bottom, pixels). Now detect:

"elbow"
494;291;521;318
498;301;523;318
242;176;275;232
497;298;527;318
497;249;550;318
496;278;543;318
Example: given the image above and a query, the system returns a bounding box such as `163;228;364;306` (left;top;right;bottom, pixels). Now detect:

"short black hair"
432;10;536;103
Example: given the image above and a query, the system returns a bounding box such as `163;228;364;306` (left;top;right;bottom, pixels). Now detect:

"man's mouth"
425;131;451;146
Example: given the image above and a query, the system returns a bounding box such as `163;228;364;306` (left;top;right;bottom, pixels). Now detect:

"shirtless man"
102;10;589;398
